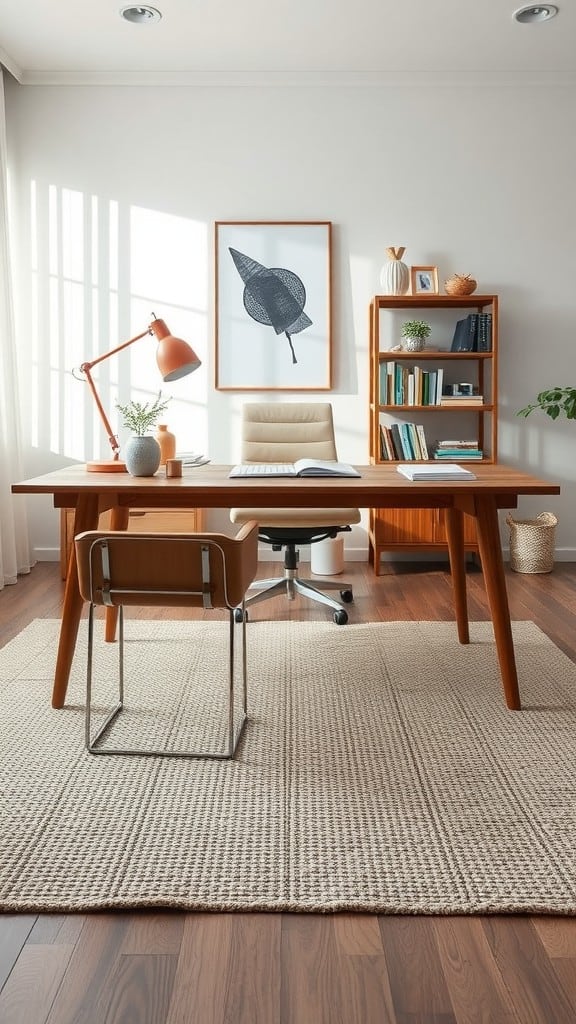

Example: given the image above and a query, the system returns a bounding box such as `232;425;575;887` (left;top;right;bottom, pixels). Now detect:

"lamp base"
85;460;128;473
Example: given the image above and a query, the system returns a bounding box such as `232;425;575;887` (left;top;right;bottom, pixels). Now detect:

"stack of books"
450;313;493;353
440;392;484;407
397;463;476;481
432;440;483;461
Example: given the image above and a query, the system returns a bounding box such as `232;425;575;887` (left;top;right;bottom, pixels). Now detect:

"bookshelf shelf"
368;292;499;574
378;351;494;361
377;404;495;412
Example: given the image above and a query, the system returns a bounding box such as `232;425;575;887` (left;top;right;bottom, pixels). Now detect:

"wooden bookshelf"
368;293;498;574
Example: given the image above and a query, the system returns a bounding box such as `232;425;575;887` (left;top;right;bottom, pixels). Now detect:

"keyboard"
229;464;296;477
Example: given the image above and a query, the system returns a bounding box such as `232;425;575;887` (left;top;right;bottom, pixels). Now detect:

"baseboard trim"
33;545;576;565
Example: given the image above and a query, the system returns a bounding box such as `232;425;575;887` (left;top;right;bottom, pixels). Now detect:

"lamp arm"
79;327;152;461
80;327;152;373
81;365;122;459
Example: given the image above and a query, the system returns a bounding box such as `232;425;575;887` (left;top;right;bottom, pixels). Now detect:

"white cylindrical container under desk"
311;536;344;575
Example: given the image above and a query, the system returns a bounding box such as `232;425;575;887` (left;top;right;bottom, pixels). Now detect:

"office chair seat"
75;523;259;759
230;403;361;625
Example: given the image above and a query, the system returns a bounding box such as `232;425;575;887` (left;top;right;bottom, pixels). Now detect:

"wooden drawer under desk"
60;507;204;580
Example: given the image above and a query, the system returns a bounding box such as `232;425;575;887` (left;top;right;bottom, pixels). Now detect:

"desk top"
12;463;560;511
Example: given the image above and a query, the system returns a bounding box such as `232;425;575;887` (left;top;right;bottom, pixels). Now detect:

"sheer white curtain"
0;68;32;588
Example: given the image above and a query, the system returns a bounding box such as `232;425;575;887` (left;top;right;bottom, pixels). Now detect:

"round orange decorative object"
444;273;477;296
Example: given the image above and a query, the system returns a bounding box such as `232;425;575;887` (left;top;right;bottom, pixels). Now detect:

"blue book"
451;314;478;352
400;423;415;459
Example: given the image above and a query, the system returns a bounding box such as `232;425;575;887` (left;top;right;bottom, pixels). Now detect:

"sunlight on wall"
28;183;209;462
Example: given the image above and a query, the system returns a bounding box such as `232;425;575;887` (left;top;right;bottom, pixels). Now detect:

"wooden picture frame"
215;221;332;391
411;265;439;295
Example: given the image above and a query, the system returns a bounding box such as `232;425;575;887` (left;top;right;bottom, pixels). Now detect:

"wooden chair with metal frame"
230;402;361;625
75;522;259;759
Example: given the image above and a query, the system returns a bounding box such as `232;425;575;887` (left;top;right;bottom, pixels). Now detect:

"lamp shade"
149;318;201;382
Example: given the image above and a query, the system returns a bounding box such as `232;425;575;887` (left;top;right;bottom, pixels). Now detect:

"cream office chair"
75;523;259;759
230;403;361;625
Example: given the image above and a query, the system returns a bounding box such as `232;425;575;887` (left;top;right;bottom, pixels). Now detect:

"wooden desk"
12;463;560;712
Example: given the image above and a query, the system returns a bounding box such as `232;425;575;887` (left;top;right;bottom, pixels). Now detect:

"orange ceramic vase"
155;424;176;466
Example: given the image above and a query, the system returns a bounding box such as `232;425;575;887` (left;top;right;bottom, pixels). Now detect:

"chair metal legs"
85;604;248;759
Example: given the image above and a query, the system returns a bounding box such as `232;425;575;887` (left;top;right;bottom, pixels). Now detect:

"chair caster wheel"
334;609;348;625
234;608;248;623
340;589;353;603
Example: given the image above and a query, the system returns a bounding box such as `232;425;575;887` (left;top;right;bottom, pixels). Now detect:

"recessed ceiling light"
513;4;558;23
120;6;162;24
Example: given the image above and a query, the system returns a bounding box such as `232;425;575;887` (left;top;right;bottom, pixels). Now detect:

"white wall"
5;74;576;561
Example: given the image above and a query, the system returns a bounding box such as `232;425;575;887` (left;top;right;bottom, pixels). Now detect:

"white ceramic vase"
124;436;161;477
380;247;410;295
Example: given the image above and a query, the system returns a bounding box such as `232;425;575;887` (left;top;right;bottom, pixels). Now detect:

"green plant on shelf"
401;319;432;341
517;387;576;421
116;393;171;435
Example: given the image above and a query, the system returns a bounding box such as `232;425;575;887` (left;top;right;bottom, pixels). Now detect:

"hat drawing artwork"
228;248;312;365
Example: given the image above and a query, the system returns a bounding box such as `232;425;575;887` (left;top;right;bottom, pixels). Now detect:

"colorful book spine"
394;364;403;405
379;361;388;405
379;425;395;460
434;367;444;405
416;424;429;460
390;423;404;460
399;423;414;459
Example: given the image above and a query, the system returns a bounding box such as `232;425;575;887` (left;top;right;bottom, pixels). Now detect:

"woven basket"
506;512;558;573
444;274;477;296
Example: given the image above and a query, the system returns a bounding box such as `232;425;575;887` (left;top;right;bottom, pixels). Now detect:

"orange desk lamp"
77;314;201;473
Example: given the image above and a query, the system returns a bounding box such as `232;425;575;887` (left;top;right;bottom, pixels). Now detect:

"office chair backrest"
241;403;338;464
75;525;259;611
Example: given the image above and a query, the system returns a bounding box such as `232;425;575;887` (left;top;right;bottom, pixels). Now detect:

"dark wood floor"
1;558;576;1023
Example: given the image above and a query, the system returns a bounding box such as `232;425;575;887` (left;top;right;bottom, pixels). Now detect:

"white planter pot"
402;336;426;352
124;436;161;477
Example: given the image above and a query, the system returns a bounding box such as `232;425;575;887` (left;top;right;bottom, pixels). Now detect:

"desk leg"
104;506;130;643
444;507;469;645
475;496;521;711
52;494;100;709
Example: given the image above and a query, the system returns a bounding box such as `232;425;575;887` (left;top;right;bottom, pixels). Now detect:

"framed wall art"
411;265;439;295
215;221;332;390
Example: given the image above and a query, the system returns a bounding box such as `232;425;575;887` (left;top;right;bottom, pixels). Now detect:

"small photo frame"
411;266;439;295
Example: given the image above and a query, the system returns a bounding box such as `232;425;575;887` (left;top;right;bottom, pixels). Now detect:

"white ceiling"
0;0;574;83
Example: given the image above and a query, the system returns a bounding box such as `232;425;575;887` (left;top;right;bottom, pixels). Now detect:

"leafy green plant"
116;393;171;435
517;387;576;421
401;319;432;341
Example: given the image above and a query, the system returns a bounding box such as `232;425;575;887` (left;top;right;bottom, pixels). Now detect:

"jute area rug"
1;618;576;915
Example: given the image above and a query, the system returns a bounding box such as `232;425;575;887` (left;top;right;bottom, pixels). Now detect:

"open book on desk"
397;463;476;481
229;459;361;478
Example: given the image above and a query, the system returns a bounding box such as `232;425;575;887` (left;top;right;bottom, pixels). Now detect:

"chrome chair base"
242;565;354;625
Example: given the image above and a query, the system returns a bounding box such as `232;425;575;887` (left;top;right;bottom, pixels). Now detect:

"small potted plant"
517;387;576;421
116;393;171;476
401;319;432;352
